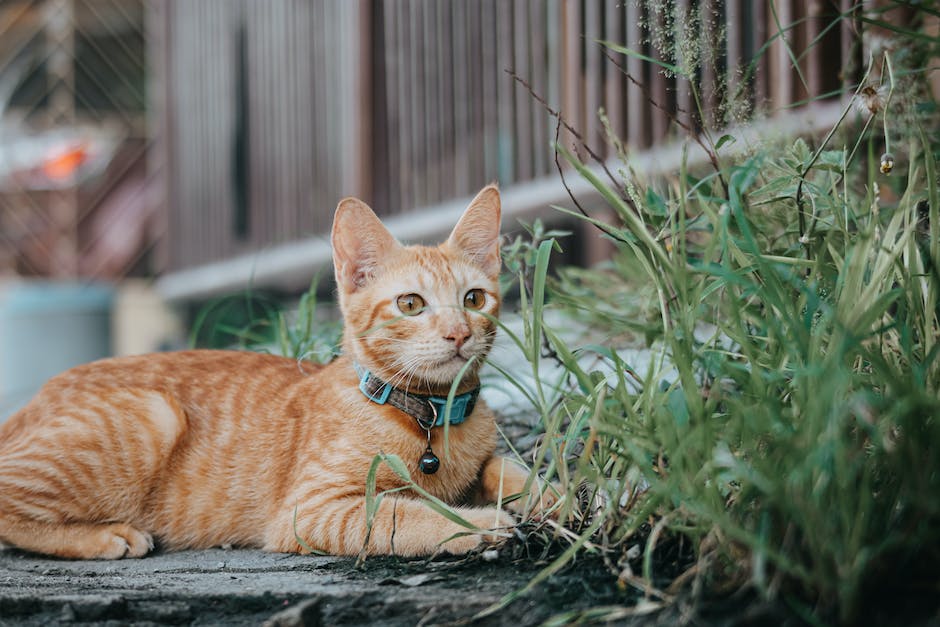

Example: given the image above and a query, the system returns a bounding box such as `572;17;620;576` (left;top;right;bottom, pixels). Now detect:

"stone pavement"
0;547;559;625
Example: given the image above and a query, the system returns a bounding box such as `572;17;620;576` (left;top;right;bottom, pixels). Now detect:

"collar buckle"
358;369;392;404
427;394;472;427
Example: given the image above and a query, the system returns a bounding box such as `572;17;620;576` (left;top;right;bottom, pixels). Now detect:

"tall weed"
509;2;940;622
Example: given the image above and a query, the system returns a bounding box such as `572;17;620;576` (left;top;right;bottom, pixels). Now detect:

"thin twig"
552;115;589;220
507;69;629;201
509;70;637;248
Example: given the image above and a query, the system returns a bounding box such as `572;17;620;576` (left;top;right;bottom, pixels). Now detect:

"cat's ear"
446;184;502;279
332;197;400;292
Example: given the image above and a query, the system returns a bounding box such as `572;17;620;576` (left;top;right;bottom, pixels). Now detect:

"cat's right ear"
331;198;400;292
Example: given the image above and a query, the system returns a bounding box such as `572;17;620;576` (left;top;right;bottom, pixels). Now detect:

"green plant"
189;291;283;350
498;2;940;624
500;219;570;299
191;277;341;364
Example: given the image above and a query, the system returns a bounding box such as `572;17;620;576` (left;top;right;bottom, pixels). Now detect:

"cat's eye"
464;289;486;311
397;293;425;316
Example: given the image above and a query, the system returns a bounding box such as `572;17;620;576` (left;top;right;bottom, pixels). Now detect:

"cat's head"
331;185;502;395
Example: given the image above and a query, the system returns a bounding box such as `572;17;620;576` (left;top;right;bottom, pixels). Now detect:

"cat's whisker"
386;357;425;388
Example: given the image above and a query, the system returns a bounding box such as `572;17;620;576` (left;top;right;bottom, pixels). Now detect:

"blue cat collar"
353;362;478;427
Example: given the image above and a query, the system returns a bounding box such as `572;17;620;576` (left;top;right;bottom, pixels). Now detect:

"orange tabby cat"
0;184;550;560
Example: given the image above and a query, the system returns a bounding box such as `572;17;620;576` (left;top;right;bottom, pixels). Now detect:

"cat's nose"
444;326;471;350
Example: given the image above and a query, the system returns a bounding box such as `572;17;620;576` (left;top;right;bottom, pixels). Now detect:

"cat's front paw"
93;523;154;559
441;507;514;554
504;479;562;521
480;457;561;522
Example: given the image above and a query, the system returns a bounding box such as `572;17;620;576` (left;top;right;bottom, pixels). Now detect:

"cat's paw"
94;524;154;559
504;479;562;521
441;508;514;554
481;458;561;522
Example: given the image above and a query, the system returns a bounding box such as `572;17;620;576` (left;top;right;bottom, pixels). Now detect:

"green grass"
494;5;940;623
190;276;341;364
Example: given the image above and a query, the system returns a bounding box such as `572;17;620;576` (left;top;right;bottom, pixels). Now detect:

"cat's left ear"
446;184;502;279
332;197;400;292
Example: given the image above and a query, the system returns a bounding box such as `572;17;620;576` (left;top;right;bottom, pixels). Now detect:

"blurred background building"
0;0;871;416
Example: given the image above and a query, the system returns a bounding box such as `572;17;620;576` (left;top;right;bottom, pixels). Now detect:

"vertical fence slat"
169;0;183;268
427;0;439;202
496;0;514;182
752;1;768;112
603;2;623;150
700;0;716;129
272;3;286;245
287;0;303;231
529;0;548;177
840;0;856;93
545;0;561;161
583;0;600;150
355;0;371;202
309;0;324;221
806;0;823;103
187;0;200;266
451;0;469;195
254;0;268;250
625;0;644;148
725;0;741;118
435;1;453;201
197;1;209;261
561;0;581;159
379;0;396;213
149;0;172;273
396;5;412;213
769;0;793;109
674;0;693;133
511;2;531;181
482;0;502;184
650;7;669;142
415;2;428;207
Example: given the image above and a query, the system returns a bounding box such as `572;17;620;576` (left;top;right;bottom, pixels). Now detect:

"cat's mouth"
428;344;490;374
433;349;476;371
442;352;469;365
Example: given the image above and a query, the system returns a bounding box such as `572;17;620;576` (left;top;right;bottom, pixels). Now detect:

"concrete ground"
0;547;575;626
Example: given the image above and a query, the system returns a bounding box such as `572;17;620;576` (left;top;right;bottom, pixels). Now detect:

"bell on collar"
418;447;440;474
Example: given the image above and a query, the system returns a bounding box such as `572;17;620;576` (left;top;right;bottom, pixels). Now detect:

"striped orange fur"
0;185;550;559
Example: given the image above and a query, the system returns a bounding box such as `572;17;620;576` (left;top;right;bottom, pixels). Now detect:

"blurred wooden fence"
151;0;860;274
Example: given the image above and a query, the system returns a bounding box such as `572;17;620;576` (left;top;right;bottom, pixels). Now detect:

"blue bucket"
0;281;113;421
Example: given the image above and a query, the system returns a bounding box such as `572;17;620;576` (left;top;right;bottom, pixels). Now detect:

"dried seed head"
856;85;888;116
880;152;895;175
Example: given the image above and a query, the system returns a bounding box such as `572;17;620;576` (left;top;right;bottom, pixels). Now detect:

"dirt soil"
0;546;639;626
4;544;937;626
